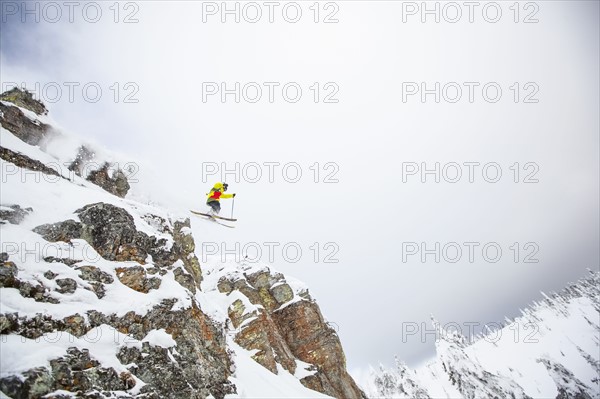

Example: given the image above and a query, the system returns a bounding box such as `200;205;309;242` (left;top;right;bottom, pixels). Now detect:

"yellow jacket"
206;182;234;203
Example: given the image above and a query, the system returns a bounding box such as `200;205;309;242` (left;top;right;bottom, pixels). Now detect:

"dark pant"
207;201;221;213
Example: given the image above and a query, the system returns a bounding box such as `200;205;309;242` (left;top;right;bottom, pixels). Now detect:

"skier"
206;182;236;215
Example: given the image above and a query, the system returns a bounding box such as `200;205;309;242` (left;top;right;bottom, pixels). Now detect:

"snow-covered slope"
0;89;362;398
357;270;600;398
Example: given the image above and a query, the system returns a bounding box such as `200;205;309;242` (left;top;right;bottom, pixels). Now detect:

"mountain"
0;88;365;399
3;87;598;399
357;270;600;398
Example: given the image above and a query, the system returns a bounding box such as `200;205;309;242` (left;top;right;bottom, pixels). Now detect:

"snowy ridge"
358;270;600;398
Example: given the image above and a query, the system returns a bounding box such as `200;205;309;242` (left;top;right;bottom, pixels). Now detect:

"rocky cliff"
0;88;364;399
210;263;364;398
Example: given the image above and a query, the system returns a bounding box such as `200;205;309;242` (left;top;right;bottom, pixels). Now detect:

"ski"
190;210;237;222
209;217;235;228
190;211;236;228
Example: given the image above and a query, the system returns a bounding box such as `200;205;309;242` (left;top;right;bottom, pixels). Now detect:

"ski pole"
231;197;235;219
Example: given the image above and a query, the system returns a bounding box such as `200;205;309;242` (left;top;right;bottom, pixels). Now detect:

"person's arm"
221;193;236;199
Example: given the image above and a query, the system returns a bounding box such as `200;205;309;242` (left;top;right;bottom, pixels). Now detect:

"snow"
0;324;144;394
468;295;599;398
1;106;335;398
199;257;311;315
142;329;177;349
225;341;332;399
0;101;54;127
274;295;305;312
43;390;77;398
0;230;193;320
294;359;318;379
355;274;600;398
0;128;63;172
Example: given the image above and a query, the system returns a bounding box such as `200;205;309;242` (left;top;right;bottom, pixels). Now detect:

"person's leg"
207;201;221;215
207;201;215;214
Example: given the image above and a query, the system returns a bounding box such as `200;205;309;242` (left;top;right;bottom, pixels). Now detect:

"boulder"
33;219;82;243
115;266;161;293
0;87;48;115
0;147;62;178
33;203;203;291
86;162;130;198
270;283;294;305
0;204;33;225
0;253;18;288
55;278;77;294
0;101;52;146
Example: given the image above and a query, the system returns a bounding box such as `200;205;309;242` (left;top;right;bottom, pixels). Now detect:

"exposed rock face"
76;265;114;299
86;162;131;198
33;202;202;287
33;219;82;243
1;301;235;398
217;265;366;399
0;252;18;288
1;88;131;198
0;101;52;146
68;146;130;198
76;203;141;262
0;253;59;304
0;87;48;115
3;203;234;398
0;204;33;224
3;202;368;399
68;145;96;176
111;300;235;399
275;300;366;399
172;220;203;287
115;265;162;293
0;146;62;178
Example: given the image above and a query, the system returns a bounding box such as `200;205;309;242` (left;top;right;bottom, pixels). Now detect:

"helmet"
213;182;224;189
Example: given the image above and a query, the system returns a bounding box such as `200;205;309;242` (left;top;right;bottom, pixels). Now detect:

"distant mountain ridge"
359;269;600;398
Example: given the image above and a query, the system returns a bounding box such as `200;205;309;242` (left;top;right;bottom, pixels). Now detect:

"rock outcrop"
2;203;233;398
0;301;235;399
0;87;48;115
33;202;202;288
0;101;52;147
0;146;63;178
0;87;131;198
216;264;366;399
1;88;366;399
2;198;367;398
68;146;131;198
0;204;33;225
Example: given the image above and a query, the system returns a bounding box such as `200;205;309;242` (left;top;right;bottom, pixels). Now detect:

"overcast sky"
1;0;598;371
